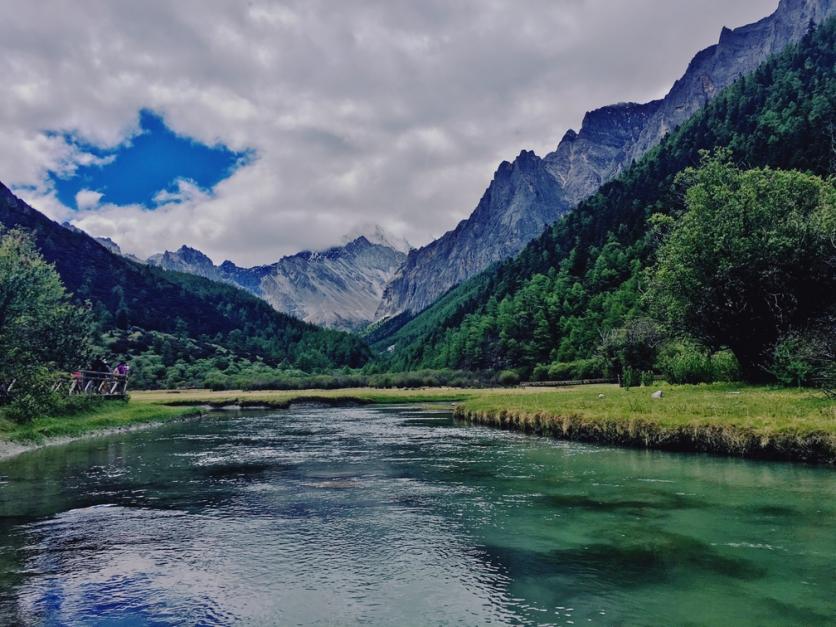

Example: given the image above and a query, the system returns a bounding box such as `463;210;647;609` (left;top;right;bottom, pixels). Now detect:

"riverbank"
133;387;477;408
1;384;832;463
0;401;201;459
0;388;476;460
454;383;835;464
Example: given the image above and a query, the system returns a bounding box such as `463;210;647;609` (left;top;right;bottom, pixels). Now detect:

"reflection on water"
0;405;833;625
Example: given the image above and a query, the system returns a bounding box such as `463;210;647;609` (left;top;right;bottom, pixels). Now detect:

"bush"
770;325;835;389
711;350;741;382
599;318;664;377
657;342;714;384
497;370;521;386
657;341;742;384
640;370;656;387
203;370;232;391
621;367;640;388
543;359;603;381
532;364;550;381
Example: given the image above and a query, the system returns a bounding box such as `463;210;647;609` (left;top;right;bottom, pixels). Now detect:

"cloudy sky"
2;0;777;266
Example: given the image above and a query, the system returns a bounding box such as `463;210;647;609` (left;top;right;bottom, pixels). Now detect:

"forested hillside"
377;18;835;382
0;185;370;386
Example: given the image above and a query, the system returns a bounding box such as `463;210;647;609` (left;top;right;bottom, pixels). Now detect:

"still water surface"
0;405;833;625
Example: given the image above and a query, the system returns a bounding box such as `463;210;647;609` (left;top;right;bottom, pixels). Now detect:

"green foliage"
0;229;93;421
599;318;664;377
770;322;835;390
497;370;521;386
200;366;489;391
647;152;835;380
656;341;742;384
0;188;371;383
640;371;656;387
545;358;603;381
620;367;639;389
373;18;836;387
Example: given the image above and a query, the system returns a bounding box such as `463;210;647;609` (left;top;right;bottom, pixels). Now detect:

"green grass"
133;387;477;407
2;384;833;462
0;400;199;444
454;383;836;462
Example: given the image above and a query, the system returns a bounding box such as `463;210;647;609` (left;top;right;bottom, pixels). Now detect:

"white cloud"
74;189;103;210
0;0;778;265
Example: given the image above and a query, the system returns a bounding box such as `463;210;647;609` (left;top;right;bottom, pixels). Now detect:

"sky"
1;0;778;266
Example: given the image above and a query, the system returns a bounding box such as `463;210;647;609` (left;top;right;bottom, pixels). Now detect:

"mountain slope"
147;234;407;331
376;16;836;372
377;150;566;317
0;185;371;369
378;0;834;319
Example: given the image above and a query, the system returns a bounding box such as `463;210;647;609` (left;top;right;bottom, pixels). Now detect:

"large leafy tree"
647;153;835;381
0;229;93;417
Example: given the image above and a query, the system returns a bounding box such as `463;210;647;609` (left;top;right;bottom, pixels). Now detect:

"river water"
0;405;833;625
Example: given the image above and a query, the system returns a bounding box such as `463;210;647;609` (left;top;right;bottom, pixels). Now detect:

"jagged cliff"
377;0;835;318
146;233;407;331
377;150;565;317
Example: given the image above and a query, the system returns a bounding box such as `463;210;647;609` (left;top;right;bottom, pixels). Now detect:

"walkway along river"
0;404;833;624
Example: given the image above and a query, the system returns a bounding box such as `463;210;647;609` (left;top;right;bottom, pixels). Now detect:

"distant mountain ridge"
0;182;371;371
377;0;835;318
145;230;408;331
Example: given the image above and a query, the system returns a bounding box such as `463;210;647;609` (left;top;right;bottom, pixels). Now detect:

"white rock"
651;390;663;399
597;394;605;399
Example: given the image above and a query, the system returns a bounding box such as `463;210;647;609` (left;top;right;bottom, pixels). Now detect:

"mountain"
1;184;371;372
147;231;408;331
146;245;224;281
377;0;834;319
374;15;836;373
377;150;566;318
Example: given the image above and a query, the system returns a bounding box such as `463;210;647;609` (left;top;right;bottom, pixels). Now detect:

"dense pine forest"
374;18;835;387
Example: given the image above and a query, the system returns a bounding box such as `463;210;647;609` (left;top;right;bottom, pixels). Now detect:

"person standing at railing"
90;356;109;374
114;361;129;394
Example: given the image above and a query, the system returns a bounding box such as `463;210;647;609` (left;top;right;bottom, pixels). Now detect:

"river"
0;405;833;625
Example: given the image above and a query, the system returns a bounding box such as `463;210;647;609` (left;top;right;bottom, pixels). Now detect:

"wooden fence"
52;370;129;398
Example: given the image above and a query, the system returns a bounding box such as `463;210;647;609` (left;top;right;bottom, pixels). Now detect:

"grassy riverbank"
454;383;835;463
0;401;199;444
1;384;832;463
133;387;477;408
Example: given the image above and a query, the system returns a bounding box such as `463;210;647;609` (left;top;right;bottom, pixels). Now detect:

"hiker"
90;356;109;374
114;361;130;378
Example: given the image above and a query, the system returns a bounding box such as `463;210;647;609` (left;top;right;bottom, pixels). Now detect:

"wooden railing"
52;370;129;398
521;377;617;387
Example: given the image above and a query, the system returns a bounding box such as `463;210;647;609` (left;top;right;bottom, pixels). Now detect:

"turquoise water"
0;405;833;625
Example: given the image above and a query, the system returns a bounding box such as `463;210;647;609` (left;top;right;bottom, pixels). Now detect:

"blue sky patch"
50;109;251;209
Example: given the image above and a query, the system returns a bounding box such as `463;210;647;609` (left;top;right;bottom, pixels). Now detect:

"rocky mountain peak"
375;0;833;320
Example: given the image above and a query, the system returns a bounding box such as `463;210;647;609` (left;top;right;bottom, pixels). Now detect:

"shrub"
532;364;550;381
640;370;656;387
545;358;603;381
711;350;741;382
621;367;640;388
203;370;232;391
497;370;521;386
770;325;835;389
657;341;714;384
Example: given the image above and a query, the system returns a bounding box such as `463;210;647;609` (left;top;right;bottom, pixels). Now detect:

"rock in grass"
597;394;605;399
651;390;663;399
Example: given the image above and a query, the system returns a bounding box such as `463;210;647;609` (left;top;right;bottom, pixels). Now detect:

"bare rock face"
147;245;221;280
376;150;567;318
253;236;407;331
543;100;662;208
377;0;834;319
147;235;406;331
627;0;835;163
